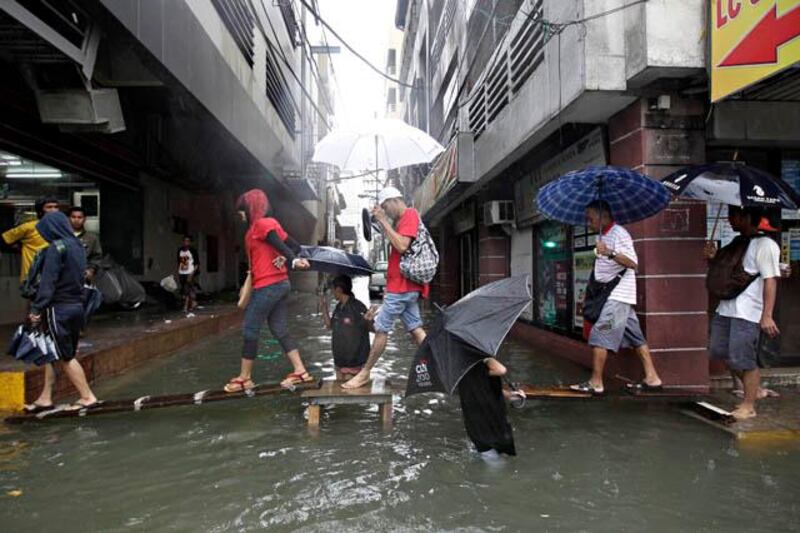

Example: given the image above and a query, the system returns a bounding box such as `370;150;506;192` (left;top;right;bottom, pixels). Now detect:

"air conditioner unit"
483;201;514;226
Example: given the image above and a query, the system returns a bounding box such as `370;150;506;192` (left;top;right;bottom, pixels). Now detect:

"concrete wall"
101;0;301;181
139;175;239;292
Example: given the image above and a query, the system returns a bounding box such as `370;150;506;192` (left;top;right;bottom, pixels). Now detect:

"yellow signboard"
711;0;800;102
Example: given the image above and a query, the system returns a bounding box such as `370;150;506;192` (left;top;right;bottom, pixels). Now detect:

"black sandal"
23;403;54;414
626;382;663;394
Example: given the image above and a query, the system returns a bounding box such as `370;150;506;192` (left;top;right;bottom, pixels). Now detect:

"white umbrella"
312;118;444;173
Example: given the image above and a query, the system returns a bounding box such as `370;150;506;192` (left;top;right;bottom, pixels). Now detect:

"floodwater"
1;295;799;532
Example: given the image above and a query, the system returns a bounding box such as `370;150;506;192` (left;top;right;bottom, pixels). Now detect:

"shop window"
533;222;570;331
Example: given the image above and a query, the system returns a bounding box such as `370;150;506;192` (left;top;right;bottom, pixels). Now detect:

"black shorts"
46;303;83;362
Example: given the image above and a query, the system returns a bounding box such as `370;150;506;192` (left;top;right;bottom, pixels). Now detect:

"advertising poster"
573;250;595;329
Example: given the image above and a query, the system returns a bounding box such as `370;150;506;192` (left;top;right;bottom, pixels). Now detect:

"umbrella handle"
709;203;723;243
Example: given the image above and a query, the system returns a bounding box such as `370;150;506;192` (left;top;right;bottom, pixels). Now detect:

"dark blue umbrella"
298;246;373;277
536;166;671;225
661;162;800;209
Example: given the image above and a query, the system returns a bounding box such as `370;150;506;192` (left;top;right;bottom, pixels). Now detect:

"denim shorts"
374;291;423;334
587;299;647;352
709;314;761;371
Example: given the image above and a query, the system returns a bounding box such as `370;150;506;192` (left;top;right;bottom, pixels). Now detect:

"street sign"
711;0;800;102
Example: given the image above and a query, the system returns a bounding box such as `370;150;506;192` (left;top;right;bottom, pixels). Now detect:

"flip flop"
626;382;664;393
224;377;255;393
23;403;54;414
64;400;103;412
281;372;314;389
569;381;605;396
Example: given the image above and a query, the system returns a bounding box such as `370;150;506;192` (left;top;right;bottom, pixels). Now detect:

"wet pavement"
1;293;799;532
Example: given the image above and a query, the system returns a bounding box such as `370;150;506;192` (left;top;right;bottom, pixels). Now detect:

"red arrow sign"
719;4;800;67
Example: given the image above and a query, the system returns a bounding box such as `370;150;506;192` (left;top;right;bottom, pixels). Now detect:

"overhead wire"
297;0;416;89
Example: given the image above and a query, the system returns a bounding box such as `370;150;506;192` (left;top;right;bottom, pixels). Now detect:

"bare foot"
341;372;370;389
730;406;757;421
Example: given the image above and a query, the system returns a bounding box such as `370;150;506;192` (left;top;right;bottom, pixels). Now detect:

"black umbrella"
662;162;800;209
298;246;373;277
443;275;532;357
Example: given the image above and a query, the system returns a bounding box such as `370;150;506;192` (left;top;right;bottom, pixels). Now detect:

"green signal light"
543;240;558;249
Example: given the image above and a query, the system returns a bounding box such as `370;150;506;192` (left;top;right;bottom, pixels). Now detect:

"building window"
387;49;397;75
265;45;296;137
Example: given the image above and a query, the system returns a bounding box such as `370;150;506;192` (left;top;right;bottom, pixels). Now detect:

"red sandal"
281;372;314;388
224;377;255;393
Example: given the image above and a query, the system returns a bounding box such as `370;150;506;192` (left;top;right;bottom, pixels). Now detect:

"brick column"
609;97;709;388
478;225;509;287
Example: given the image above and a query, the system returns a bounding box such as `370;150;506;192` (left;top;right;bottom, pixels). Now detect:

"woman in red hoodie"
226;189;314;391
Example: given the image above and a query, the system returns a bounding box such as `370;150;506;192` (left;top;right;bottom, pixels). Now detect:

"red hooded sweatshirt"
237;189;290;289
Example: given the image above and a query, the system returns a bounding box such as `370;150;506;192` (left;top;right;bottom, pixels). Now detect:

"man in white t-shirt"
570;201;662;395
707;206;781;421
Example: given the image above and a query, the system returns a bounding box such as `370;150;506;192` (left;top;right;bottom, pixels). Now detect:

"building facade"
393;0;800;386
0;0;336;322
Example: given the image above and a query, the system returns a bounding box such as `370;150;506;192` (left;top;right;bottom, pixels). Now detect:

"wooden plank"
302;380;397;404
517;384;707;401
307;404;321;427
4;378;321;424
380;402;393;430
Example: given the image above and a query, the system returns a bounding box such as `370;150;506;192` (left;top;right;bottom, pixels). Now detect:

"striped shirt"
594;224;637;305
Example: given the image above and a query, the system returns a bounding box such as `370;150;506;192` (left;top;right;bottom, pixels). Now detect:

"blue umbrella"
536;166;671;225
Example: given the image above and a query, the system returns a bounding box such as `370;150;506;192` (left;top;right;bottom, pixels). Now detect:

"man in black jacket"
25;212;100;413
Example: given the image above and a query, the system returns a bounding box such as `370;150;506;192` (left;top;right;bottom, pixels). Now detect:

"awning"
414;140;457;216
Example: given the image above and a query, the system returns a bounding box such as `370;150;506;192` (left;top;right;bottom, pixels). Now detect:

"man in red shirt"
342;187;428;389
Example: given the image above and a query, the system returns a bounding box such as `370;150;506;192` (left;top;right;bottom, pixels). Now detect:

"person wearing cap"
705;206;781;420
342;186;429;389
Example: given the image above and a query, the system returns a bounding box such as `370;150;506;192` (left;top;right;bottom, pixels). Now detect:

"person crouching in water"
320;275;371;381
226;189;314;392
24;212;100;412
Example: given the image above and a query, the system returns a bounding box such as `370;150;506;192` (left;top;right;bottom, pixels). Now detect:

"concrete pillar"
431;224;459;304
608;97;709;387
478;225;509;287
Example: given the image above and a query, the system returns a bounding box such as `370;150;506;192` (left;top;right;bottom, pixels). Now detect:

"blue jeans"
242;281;296;359
374;291;423;334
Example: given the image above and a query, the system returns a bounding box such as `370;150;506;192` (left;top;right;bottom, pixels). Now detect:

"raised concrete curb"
0;307;242;410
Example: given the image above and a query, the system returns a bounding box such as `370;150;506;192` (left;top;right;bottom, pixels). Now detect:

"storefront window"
1;150;99;277
533;222;570;330
572;223;597;333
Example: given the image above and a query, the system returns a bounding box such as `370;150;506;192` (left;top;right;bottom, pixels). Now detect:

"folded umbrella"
536;166;671;225
298;246;374;277
661;162;800;210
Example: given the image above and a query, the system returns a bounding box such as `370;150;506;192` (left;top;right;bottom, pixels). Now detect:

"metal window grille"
210;0;255;67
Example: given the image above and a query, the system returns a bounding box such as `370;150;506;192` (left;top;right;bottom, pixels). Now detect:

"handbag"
582;268;626;324
238;252;253;309
399;220;439;285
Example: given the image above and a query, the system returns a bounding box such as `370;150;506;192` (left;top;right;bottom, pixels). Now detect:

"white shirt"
594;224;638;305
717;236;780;324
178;249;196;275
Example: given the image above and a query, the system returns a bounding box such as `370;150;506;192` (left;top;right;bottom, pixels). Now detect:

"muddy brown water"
1;295;798;532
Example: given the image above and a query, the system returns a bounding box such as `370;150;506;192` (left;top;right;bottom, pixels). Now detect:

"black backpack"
20;240;66;300
706;235;761;300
